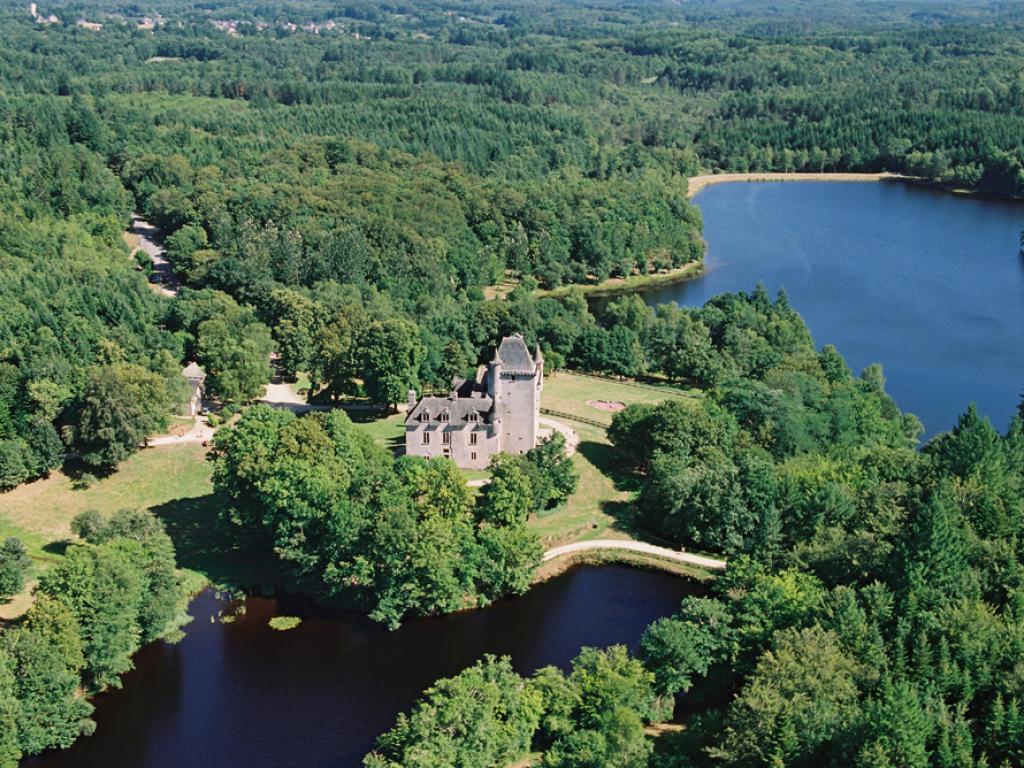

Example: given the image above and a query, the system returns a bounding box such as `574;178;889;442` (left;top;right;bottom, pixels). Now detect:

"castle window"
422;432;430;445
470;433;478;446
471;452;477;461
442;432;451;445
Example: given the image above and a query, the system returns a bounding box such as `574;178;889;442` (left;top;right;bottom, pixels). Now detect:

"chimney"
407;389;418;410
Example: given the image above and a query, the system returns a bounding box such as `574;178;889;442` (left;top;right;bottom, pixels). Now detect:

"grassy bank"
535;260;704;301
530;372;700;548
0;444;216;618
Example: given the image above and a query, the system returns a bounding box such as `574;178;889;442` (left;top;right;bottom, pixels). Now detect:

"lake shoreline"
687;171;911;198
534;548;717;583
688;171;1022;202
537;260;706;301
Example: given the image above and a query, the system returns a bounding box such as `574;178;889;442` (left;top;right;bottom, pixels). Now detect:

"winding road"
127;216;179;297
543;539;727;571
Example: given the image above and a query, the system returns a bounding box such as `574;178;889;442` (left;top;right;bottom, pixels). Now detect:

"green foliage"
639;596;734;698
73;361;176;469
0;647;20;768
365;656;542;768
0;538;31;601
212;406;541;627
0;207;178;483
712;627;862;767
85;509;182;644
2;595;93;756
35;510;183;690
362;318;423;408
195;307;274;404
37;542;143;691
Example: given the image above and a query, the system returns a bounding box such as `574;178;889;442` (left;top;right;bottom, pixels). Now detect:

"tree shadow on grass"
577;440;645;493
60;456;116;487
42;540;71;558
150;493;283;593
578;439;681;547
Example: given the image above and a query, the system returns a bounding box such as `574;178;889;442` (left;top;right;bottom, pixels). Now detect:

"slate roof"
182;362;206;381
406;395;493;425
496;334;534;371
405;335;538;427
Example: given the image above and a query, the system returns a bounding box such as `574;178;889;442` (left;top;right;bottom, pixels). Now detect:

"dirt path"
538;416;578;456
687;171;908;198
147;416;215;447
125;216;179;297
543;539;727;571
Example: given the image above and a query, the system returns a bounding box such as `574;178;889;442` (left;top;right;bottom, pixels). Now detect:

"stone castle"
404;334;543;469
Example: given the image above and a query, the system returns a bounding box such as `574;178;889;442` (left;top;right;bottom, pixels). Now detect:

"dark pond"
24;566;701;768
640;181;1024;438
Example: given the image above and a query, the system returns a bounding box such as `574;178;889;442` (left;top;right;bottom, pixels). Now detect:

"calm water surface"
643;181;1024;437
25;566;700;768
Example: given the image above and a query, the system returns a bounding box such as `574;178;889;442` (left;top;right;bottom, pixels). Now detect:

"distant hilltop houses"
29;4;164;30
405;334;543;470
211;18;341;36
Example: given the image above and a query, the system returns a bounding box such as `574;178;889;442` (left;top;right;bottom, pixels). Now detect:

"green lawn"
350;411;406;452
0;444;217;618
541;371;698;428
530;371;700;547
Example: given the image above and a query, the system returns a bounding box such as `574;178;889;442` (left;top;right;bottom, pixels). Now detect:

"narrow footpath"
543;539;727;571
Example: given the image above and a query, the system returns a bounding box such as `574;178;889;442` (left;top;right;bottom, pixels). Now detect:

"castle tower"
492;334;541;455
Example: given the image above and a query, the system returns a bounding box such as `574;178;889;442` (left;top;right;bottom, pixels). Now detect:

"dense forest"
1;0;1024;764
4;0;1024;487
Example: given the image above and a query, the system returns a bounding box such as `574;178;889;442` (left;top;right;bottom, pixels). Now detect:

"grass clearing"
351;411;406;453
0;444;216;617
0;444;213;543
542;371;698;428
531;371;701;548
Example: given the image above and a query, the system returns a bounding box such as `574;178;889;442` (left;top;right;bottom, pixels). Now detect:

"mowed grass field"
540;371;699;427
0;444;215;619
529;371;700;547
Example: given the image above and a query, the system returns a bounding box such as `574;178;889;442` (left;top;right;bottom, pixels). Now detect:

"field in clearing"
541;370;699;427
0;444;215;619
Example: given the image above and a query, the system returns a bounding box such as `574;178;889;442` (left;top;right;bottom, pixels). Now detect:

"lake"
24;566;701;768
642;180;1024;437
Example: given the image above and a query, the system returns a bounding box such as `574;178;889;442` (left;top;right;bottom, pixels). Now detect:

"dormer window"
419;412;430;423
439;412;450;423
467;412;479;423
